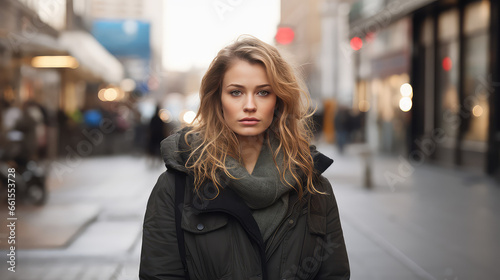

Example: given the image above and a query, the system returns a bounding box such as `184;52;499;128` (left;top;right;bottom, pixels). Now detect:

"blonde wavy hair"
185;35;320;198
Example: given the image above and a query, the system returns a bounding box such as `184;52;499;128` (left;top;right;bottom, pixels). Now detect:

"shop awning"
0;31;66;55
58;31;124;84
349;0;438;37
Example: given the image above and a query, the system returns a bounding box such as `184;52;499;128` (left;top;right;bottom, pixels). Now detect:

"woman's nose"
243;95;256;112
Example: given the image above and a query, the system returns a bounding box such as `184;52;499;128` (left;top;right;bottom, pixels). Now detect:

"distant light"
98;88;107;101
400;83;413;97
472;105;483;117
399;97;412;112
116;88;126;100
350;37;363;51
365;32;375;43
159;109;172;123
31;56;79;69
120;78;136;92
359;100;370;112
182;111;196;124
442;57;452;71
275;27;295;45
104;88;118;102
98;87;123;102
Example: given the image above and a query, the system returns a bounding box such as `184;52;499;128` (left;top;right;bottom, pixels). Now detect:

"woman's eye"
230;90;242;96
257;90;270;96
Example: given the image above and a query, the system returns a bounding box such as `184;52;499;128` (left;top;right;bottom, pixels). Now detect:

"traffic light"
275;27;295;45
350;37;363;51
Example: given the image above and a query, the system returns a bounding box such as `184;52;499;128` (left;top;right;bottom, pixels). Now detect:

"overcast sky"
162;0;281;72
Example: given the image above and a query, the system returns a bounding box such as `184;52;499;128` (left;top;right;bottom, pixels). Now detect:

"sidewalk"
0;144;499;280
0;155;163;280
315;142;500;280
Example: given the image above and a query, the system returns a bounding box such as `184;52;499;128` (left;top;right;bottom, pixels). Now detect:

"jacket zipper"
264;199;302;261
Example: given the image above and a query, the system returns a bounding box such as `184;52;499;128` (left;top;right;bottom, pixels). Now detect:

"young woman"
140;36;350;280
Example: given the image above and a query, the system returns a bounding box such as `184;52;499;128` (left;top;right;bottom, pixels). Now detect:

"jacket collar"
190;179;268;278
312;147;334;174
192;181;263;245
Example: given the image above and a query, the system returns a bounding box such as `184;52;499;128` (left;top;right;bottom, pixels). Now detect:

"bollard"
363;155;372;189
353;144;373;189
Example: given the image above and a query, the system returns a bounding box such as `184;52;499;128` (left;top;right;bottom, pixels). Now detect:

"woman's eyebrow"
256;84;271;88
225;83;271;88
226;84;244;88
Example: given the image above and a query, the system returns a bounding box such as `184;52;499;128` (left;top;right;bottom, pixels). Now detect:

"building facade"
279;0;355;142
349;0;500;177
0;0;125;158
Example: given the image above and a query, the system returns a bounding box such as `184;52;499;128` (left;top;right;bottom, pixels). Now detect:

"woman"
140;36;350;280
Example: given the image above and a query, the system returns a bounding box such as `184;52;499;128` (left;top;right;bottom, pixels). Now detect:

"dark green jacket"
140;132;350;279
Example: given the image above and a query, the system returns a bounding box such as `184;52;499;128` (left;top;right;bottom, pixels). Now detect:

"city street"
1;142;499;280
2;0;500;279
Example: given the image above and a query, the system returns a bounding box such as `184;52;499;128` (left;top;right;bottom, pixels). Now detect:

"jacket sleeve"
140;171;186;279
314;176;350;279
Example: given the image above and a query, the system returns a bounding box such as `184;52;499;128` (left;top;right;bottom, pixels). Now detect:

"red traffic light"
275;27;295;45
442;57;452;71
350;37;363;51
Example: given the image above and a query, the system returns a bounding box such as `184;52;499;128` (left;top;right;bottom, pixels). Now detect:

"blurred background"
0;0;499;279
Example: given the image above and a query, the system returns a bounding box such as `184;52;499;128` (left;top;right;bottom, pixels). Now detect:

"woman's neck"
237;134;264;174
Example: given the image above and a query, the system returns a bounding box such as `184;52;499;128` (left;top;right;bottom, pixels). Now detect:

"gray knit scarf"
224;137;294;241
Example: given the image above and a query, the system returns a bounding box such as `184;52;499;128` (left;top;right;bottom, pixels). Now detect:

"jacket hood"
160;128;333;175
160;127;191;173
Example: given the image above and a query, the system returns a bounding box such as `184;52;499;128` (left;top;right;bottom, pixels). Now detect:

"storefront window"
463;1;490;146
420;17;435;134
463;33;489;144
436;9;459;153
373;73;410;154
360;18;411;154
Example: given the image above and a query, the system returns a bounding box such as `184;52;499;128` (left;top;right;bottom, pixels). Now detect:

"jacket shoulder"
145;170;187;213
307;175;335;235
310;145;334;174
140;170;188;278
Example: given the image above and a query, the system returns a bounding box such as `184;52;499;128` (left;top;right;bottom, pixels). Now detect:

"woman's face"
221;59;277;139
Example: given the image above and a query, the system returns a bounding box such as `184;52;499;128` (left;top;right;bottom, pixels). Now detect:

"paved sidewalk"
316;143;500;280
0;155;163;280
0;204;99;250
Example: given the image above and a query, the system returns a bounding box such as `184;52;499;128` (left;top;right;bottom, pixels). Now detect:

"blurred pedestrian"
56;108;69;156
334;105;351;154
25;100;48;160
2;99;21;133
13;102;38;165
1;100;23;160
140;36;350;279
83;108;103;129
146;105;166;167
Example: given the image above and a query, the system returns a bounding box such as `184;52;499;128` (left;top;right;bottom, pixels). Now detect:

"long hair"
185;35;319;198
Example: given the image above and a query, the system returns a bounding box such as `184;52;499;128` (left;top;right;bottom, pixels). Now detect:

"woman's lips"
239;118;260;125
